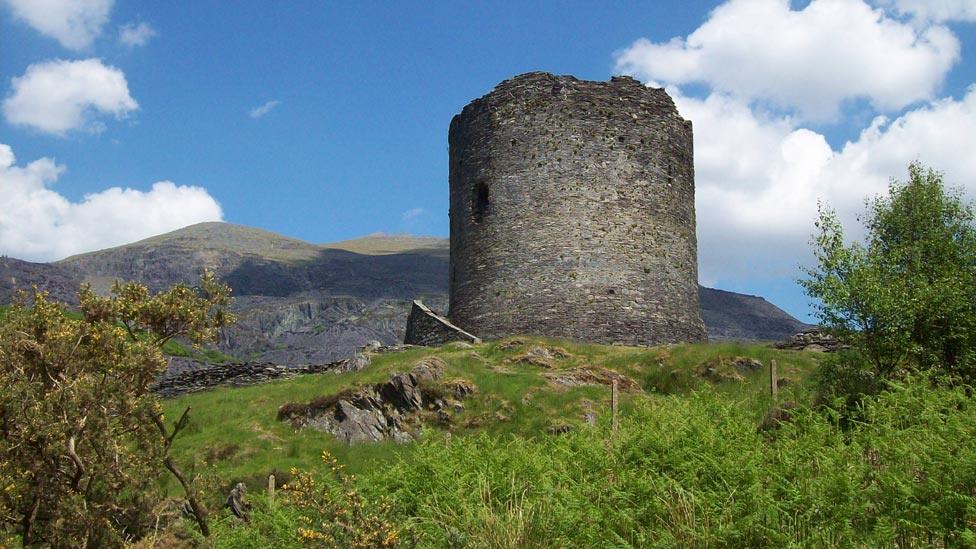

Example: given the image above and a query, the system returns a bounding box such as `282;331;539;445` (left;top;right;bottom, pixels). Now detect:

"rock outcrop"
278;357;475;444
543;367;641;391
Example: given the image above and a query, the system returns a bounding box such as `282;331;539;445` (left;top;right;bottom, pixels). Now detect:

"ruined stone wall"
448;72;707;345
403;300;481;346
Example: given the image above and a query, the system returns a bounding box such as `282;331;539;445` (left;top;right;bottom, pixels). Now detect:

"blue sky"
3;1;976;323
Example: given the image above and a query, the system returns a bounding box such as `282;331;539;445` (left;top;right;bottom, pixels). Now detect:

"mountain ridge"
3;222;812;363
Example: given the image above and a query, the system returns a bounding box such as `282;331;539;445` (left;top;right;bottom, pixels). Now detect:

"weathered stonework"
448;72;707;345
403;300;481;346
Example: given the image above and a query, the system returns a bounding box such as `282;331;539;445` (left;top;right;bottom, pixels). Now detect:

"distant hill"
2;222;811;363
699;286;811;342
0;256;82;305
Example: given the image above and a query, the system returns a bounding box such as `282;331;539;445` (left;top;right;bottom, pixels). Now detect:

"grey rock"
330;399;389;444
382;372;425;411
340;352;371;373
392;431;414;444
285;359;474;445
226;482;250;521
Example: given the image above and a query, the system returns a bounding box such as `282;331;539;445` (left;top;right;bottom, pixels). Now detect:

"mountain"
0;256;83;305
2;222;811;363
699;286;810;342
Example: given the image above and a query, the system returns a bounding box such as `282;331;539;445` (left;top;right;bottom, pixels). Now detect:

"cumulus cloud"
2;58;138;136
118;21;156;47
678;87;976;285
2;0;113;50
875;0;976;22
614;0;960;120
0;143;223;262
249;100;281;119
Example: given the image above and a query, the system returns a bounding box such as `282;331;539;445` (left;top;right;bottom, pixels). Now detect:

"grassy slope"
164;338;820;489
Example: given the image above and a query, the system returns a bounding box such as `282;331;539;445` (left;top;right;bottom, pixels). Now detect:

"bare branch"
66;436;86;493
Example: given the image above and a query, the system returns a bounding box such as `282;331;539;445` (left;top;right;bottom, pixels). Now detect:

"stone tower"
447;72;707;345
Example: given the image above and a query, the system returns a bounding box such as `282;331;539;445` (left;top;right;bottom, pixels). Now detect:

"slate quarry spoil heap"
445;72;707;345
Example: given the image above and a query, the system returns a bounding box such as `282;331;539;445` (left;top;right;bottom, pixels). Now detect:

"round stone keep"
448;72;707;345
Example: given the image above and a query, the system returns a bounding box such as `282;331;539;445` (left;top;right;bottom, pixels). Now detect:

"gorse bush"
286;450;406;548
0;274;233;546
208;450;410;548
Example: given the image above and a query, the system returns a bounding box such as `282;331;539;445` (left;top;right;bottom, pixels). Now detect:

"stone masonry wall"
403;300;481;346
448;72;707;345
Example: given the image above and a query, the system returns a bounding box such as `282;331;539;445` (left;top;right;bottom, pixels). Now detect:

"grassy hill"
158;340;976;547
62;221;320;263
165;337;819;495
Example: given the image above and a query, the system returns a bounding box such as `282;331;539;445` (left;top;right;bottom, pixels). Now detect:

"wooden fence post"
611;378;619;436
770;359;779;400
268;474;275;507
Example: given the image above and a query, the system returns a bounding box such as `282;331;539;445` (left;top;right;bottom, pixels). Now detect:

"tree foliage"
801;162;976;380
0;272;233;547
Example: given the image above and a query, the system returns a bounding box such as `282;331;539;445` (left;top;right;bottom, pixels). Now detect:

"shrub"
0;273;233;546
802;162;976;384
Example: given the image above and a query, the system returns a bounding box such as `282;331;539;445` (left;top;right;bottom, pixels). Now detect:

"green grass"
164;338;819;491
162;338;237;363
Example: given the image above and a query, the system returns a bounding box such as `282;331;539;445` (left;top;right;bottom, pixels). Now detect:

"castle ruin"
445;72;706;346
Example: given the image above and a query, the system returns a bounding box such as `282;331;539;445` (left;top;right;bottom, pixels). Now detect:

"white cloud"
249;100;281;119
401;208;425;221
2;0;113;50
118;21;156;47
0;143;223;262
680;87;976;285
2;58;138;136
875;0;976;22
614;0;960;120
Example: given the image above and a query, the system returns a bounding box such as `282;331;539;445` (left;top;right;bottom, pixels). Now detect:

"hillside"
161;338;976;547
165;337;820;487
4;222;810;364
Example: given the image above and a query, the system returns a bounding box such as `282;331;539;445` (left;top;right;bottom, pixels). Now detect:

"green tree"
0;272;233;546
802;162;976;381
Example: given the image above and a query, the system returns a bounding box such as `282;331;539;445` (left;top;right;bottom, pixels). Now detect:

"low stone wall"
151;360;345;398
152;342;411;398
775;329;845;352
